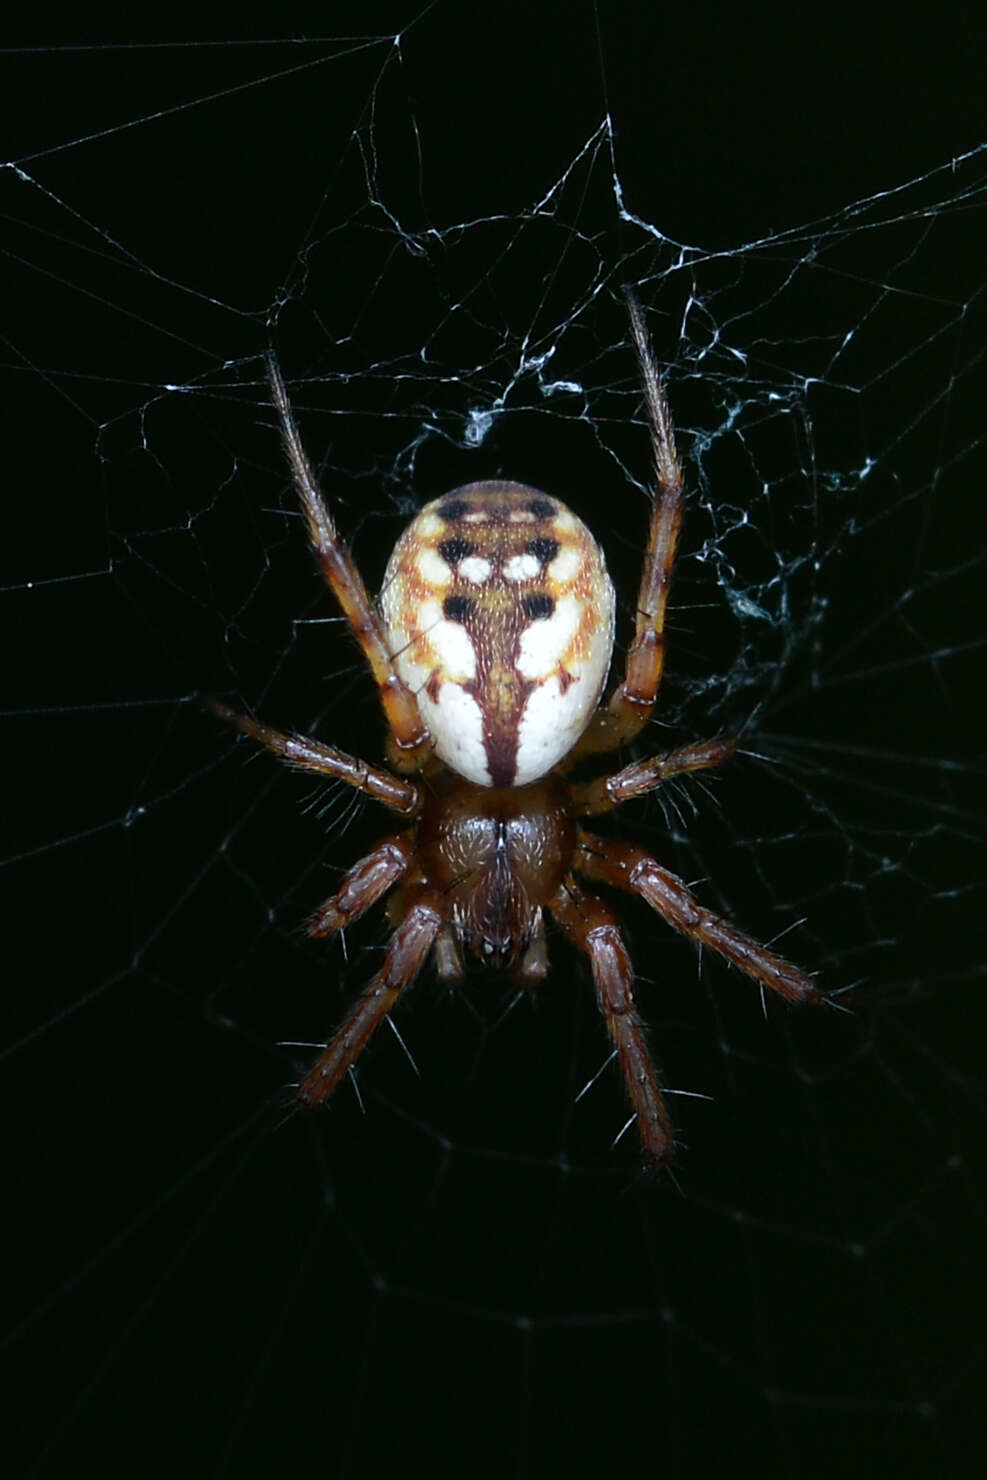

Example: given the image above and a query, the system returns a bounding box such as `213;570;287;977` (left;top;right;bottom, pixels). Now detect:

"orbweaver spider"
211;289;819;1168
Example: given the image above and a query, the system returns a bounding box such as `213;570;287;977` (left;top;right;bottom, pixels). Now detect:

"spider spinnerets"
211;289;820;1169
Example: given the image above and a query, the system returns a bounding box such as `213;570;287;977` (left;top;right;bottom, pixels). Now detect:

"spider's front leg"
298;885;445;1107
578;834;820;1008
266;357;433;770
574;288;685;761
549;880;676;1168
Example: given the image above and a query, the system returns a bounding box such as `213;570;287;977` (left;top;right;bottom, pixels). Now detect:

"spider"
210;289;819;1169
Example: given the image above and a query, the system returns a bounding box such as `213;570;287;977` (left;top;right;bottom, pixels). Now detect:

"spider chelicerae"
211;289;819;1168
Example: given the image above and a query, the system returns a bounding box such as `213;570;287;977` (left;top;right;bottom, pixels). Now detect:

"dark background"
3;5;985;1477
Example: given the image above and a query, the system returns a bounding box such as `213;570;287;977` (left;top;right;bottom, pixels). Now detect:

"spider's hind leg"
298;885;445;1107
577;833;819;1008
549;879;675;1168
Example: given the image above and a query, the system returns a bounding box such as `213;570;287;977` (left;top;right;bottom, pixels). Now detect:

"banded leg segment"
298;887;444;1107
550;880;675;1167
208;700;422;815
575;288;686;759
267;357;433;766
572;737;737;816
307;835;415;939
578;834;819;1007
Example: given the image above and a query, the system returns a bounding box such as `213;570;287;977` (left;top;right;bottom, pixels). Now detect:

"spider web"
3;11;986;1476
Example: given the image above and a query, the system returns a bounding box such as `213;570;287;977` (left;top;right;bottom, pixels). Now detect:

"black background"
3;5;986;1477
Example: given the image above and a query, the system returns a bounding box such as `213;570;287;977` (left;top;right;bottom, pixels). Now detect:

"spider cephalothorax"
211;290;819;1169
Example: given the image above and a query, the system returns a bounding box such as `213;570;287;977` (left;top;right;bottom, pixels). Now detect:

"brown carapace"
210;289;820;1169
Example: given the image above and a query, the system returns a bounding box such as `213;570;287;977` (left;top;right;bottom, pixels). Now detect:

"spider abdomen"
380;481;615;788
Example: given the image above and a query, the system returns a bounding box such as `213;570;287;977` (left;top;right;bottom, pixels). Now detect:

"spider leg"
266;356;433;768
572;736;737;816
208;700;422;815
549;879;675;1168
307;834;415;939
433;926;465;987
297;886;445;1107
577;833;819;1007
573;288;685;760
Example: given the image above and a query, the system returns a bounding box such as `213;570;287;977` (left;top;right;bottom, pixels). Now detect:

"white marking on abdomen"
514;676;587;785
517;596;580;679
427;617;476;679
503;553;541;581
419;683;490;786
457;556;493;583
417;549;453;586
547;546;581;582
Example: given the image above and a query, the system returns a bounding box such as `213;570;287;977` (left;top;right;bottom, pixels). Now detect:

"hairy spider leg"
266;356;434;769
574;287;686;760
577;834;820;1007
549;879;676;1167
306;835;415;938
571;736;738;815
207;701;422;815
297;887;445;1107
